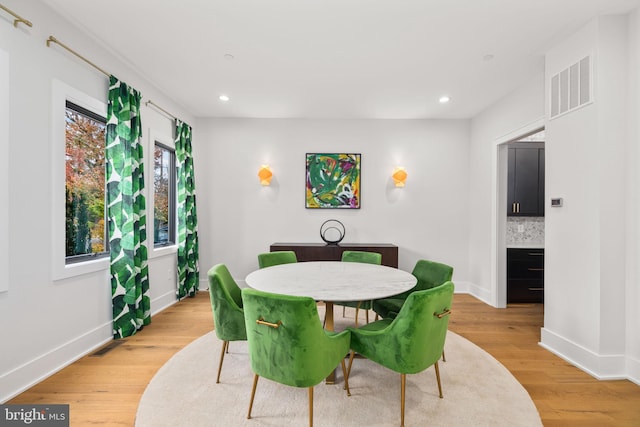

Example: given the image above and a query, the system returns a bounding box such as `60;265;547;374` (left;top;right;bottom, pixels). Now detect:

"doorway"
505;129;545;304
493;120;545;308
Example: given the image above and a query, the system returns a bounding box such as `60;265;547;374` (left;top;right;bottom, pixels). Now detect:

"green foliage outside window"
65;102;107;259
154;144;174;245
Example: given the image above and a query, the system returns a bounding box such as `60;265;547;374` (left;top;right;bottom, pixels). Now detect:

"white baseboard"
151;289;179;314
450;280;470;293
540;327;627;380
627;355;640;386
2;294;180;403
457;288;639;383
455;281;493;305
1;323;113;403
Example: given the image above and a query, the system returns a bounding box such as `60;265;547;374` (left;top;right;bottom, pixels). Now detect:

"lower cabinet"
507;248;544;303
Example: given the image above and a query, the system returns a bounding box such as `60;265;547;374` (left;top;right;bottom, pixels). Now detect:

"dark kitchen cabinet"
507;142;545;216
507;248;544;303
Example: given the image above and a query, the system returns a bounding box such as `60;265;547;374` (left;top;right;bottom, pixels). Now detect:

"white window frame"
148;129;178;259
153;141;177;248
51;80;109;280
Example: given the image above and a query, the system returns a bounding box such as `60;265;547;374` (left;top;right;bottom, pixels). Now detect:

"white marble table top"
245;261;417;302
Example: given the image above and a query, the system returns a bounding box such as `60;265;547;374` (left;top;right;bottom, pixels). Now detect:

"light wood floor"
9;292;640;426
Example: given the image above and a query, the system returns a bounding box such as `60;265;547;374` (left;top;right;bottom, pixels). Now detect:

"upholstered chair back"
257;251;298;269
341;250;382;265
350;281;454;375
207;264;246;342
241;288;350;387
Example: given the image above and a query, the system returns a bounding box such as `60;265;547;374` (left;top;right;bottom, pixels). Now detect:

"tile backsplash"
506;217;544;246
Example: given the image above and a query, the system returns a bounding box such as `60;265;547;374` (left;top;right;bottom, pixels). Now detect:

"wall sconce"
392;167;407;187
258;165;273;186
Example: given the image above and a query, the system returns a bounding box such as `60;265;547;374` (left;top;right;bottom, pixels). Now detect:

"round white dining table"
245;261;417;305
245;261;416;382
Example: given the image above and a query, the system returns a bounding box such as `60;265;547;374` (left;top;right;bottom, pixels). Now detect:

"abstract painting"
305;153;361;209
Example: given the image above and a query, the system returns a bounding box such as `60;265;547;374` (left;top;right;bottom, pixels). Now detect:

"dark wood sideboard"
269;243;398;268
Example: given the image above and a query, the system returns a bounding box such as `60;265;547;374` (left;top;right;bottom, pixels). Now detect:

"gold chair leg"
247;374;259;419
354;301;366;327
216;340;228;383
308;387;314;427
434;361;443;398
442;349;446;362
365;309;369;324
226;341;230;353
346;350;356;382
341;358;351;396
342;306;346;318
400;373;406;427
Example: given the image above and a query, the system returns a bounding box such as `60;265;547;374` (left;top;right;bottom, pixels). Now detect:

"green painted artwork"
305;153;361;209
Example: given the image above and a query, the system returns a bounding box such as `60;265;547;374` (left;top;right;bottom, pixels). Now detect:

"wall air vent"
549;55;592;119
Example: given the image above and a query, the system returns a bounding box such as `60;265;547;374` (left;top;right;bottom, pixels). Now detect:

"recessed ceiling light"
219;94;230;102
439;96;450;104
224;53;234;61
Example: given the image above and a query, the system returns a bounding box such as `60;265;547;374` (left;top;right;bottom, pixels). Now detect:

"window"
154;142;176;246
65;101;108;264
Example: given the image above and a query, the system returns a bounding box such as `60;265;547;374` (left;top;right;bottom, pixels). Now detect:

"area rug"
136;310;542;426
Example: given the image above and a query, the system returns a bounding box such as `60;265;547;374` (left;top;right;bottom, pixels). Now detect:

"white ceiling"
40;0;640;119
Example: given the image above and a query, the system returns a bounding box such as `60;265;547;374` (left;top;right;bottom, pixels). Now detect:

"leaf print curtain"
175;120;200;299
175;120;199;299
106;75;150;339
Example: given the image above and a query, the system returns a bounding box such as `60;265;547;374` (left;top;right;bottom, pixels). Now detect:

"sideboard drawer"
507;248;544;303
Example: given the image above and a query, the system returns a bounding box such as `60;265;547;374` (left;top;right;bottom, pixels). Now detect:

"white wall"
469;10;640;385
0;0;194;402
541;15;630;380
627;7;640;385
194;118;471;286
468;74;545;305
0;46;8;294
3;0;639;404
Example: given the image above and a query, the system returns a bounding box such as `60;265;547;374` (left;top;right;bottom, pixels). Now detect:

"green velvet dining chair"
257;250;298;269
373;259;453;320
207;264;247;383
347;281;455;427
334;250;382;326
241;288;351;427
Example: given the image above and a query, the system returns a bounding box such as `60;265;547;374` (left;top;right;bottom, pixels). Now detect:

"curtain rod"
44;35;182;124
0;3;32;28
46;35;110;78
145;100;178;121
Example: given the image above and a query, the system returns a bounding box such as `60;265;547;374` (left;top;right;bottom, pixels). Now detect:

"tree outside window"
65;101;107;263
154;142;175;246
